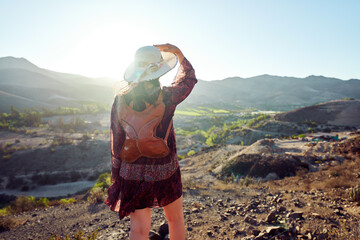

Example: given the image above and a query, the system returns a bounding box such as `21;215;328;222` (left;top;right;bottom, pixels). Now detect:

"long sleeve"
110;96;125;183
166;57;197;106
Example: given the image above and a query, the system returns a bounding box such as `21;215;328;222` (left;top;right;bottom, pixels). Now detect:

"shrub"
6;196;49;214
37;197;49;208
102;129;110;136
349;186;360;202
2;154;11;160
187;150;196;157
59;198;76;205
92;173;111;190
0;207;11;216
93;130;101;135
87;172;111;203
88;187;106;204
0;216;25;231
237;176;257;186
9;196;37;213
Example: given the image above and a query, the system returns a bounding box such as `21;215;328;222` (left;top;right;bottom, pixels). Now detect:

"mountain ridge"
1;56;360;112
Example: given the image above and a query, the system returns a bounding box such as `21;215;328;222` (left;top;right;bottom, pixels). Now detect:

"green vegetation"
303;119;317;127
56;117;88;132
88;173;111;203
174;111;271;148
298;134;306;138
205;124;231;146
41;103;109;117
246;113;270;128
187;150;196;157
59;198;76;205
102;129;110;136
0;105;42;130
0;104;109;133
0;196;49;215
175;107;231;116
0;196;78;216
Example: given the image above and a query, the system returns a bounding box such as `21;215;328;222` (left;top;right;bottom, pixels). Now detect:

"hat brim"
124;51;178;83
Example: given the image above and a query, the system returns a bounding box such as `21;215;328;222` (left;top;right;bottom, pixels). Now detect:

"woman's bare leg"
163;196;185;240
129;208;151;240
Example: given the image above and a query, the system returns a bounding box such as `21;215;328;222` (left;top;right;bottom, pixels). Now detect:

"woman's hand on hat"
154;43;184;63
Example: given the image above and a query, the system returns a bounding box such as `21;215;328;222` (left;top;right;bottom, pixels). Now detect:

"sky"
1;0;360;84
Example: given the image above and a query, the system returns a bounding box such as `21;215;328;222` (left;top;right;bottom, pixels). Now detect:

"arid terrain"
0;129;359;240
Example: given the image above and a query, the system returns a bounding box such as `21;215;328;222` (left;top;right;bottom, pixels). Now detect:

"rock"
264;172;279;181
158;222;169;237
191;207;199;213
334;209;341;215
307;232;313;239
229;220;238;228
252;229;261;236
255;232;269;240
266;226;283;235
193;202;202;208
266;210;276;222
233;229;245;237
219;214;228;221
278;206;287;212
149;230;161;240
279;232;291;240
287;211;303;219
312;213;321;218
244;215;258;225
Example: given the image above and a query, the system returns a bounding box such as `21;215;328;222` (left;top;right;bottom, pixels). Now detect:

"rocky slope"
1;131;359;240
275;99;360;128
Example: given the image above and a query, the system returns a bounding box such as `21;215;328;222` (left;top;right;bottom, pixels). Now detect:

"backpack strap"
164;119;173;141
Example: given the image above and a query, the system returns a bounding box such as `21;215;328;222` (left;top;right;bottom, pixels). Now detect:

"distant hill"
185;75;360;111
1;56;360;113
0;57;114;112
274;99;360;128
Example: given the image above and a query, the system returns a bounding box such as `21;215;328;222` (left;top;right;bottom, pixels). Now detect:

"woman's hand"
154;43;184;63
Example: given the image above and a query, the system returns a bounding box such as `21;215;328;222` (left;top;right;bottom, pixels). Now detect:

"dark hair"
123;79;160;111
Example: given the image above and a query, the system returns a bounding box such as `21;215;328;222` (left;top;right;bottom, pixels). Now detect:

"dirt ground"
1;131;359;239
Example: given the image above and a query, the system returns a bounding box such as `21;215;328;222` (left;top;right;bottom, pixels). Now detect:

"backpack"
118;92;172;163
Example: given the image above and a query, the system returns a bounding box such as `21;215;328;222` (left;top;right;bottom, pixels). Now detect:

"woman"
106;43;197;240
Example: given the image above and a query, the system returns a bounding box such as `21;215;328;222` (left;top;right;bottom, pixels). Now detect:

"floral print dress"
105;58;197;219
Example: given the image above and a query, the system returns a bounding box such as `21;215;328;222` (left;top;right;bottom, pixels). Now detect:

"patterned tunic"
105;58;197;219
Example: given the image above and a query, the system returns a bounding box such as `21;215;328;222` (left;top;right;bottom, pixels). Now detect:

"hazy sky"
1;0;359;83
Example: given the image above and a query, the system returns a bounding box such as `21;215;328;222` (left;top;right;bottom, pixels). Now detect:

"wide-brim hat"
124;46;178;84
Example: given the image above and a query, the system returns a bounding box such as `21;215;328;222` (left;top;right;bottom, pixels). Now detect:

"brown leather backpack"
118;92;172;163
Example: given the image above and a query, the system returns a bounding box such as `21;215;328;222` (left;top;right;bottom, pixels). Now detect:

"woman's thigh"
130;208;151;231
163;196;184;222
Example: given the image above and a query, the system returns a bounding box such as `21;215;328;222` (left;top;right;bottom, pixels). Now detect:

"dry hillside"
0;131;359;240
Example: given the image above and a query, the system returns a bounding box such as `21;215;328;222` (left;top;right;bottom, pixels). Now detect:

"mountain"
0;57;114;112
184;74;360;110
1;57;360;113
